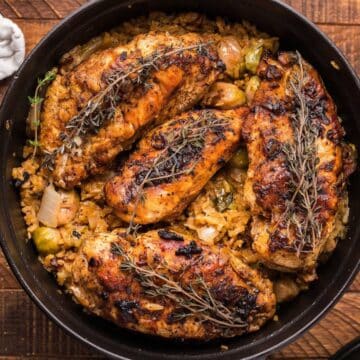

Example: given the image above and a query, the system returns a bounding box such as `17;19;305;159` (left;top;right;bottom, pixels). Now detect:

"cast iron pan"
0;0;359;359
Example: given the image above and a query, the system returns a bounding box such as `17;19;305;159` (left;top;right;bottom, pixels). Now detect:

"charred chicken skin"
40;32;225;189
243;52;355;271
105;108;247;224
67;228;275;339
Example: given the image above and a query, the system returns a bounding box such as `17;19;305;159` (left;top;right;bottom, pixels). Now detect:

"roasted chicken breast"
67;228;275;339
40;32;224;189
105;108;248;224
243;52;355;271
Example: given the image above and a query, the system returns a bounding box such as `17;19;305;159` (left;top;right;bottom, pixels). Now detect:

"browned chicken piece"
105;108;248;224
40;32;225;189
243;52;356;271
66;228;275;339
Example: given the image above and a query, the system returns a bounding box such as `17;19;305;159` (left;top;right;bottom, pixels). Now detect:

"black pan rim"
0;0;359;359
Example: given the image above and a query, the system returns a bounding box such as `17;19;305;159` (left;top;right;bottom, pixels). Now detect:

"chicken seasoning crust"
12;12;356;340
105;108;247;226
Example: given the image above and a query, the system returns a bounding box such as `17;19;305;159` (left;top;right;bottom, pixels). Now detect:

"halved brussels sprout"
213;180;234;213
202;82;246;109
245;45;263;74
245;76;261;103
32;227;61;255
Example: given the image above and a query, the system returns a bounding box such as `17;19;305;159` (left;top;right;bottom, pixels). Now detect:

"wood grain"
286;0;360;24
0;290;101;358
0;0;87;19
0;255;19;289
1;0;360;24
319;25;360;72
350;273;360;291
270;293;360;359
14;19;58;53
0;1;359;359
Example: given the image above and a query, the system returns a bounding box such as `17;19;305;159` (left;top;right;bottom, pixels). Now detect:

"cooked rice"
11;12;349;300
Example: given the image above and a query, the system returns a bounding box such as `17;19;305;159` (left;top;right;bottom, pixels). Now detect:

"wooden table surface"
0;0;359;358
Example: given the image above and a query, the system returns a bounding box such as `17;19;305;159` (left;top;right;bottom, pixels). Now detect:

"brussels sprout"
229;148;249;169
202;82;246;109
32;227;61;254
213;180;234;213
245;76;261;103
245;45;263;74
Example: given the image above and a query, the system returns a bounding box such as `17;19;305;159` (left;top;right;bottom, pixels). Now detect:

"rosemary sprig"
111;242;248;331
126;113;227;235
42;42;213;170
278;52;322;256
28;69;57;158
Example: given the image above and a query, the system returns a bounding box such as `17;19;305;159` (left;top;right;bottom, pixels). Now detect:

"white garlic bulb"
0;15;25;80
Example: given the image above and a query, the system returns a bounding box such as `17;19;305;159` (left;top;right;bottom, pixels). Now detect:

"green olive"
32;227;61;255
229;148;249;169
245;76;261;104
245;45;263;74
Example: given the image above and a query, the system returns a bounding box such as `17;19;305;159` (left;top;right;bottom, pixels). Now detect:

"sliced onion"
217;36;244;78
37;183;62;228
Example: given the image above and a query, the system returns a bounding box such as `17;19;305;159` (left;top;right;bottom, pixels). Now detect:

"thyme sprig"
278;52;322;256
42;42;213;170
28;69;57;158
126;113;227;235
111;242;248;331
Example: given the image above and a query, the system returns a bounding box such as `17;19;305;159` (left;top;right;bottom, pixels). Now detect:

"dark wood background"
0;0;359;358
